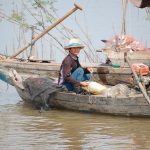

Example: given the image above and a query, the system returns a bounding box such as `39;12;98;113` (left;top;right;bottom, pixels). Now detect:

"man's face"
69;47;81;56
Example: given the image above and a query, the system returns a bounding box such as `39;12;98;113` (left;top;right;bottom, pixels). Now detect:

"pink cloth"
104;35;149;51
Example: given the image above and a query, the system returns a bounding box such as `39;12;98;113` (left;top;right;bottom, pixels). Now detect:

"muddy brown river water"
0;83;150;150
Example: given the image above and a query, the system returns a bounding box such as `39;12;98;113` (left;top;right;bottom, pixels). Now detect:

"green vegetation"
0;0;57;31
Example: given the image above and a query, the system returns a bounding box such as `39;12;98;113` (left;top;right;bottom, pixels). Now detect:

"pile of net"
103;35;149;52
23;77;63;110
104;84;138;97
0;54;6;60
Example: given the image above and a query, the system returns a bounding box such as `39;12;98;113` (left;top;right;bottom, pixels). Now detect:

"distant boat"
1;52;150;87
130;0;150;8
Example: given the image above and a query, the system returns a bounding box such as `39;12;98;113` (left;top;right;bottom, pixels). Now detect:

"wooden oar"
125;56;150;104
10;3;82;58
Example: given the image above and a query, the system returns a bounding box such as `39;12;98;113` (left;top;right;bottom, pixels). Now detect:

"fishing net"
23;77;63;109
104;84;137;97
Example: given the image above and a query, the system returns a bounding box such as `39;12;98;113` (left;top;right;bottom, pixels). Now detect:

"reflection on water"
0;101;150;150
0;83;150;150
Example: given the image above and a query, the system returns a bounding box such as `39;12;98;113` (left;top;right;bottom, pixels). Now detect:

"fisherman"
58;38;93;93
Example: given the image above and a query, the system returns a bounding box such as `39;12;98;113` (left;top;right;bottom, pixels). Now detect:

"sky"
0;0;150;63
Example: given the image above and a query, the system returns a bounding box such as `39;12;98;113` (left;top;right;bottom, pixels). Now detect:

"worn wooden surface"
18;88;150;117
0;59;60;78
49;92;150;117
0;57;148;86
0;59;134;85
104;50;150;67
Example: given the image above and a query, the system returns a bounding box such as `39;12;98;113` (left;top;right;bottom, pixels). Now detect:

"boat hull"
17;87;150;117
50;92;150;117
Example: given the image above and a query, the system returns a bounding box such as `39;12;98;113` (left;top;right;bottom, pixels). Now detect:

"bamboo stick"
29;26;36;60
10;4;82;58
126;56;150;104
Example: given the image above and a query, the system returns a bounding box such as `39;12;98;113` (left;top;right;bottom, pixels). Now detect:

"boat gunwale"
56;91;146;99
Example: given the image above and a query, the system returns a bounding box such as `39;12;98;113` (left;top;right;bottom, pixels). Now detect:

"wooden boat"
1;67;150;117
130;0;150;8
0;57;137;87
20;88;150;117
0;57;60;79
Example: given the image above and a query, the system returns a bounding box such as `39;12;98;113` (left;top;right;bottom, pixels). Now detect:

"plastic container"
112;63;121;68
132;63;149;75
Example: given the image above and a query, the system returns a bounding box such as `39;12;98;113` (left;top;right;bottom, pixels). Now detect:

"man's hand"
87;67;94;73
80;81;89;87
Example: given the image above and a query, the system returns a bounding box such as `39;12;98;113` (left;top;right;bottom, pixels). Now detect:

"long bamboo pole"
10;4;82;58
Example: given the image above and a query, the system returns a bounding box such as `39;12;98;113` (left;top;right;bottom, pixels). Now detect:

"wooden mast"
10;4;82;59
29;26;36;60
121;0;128;35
